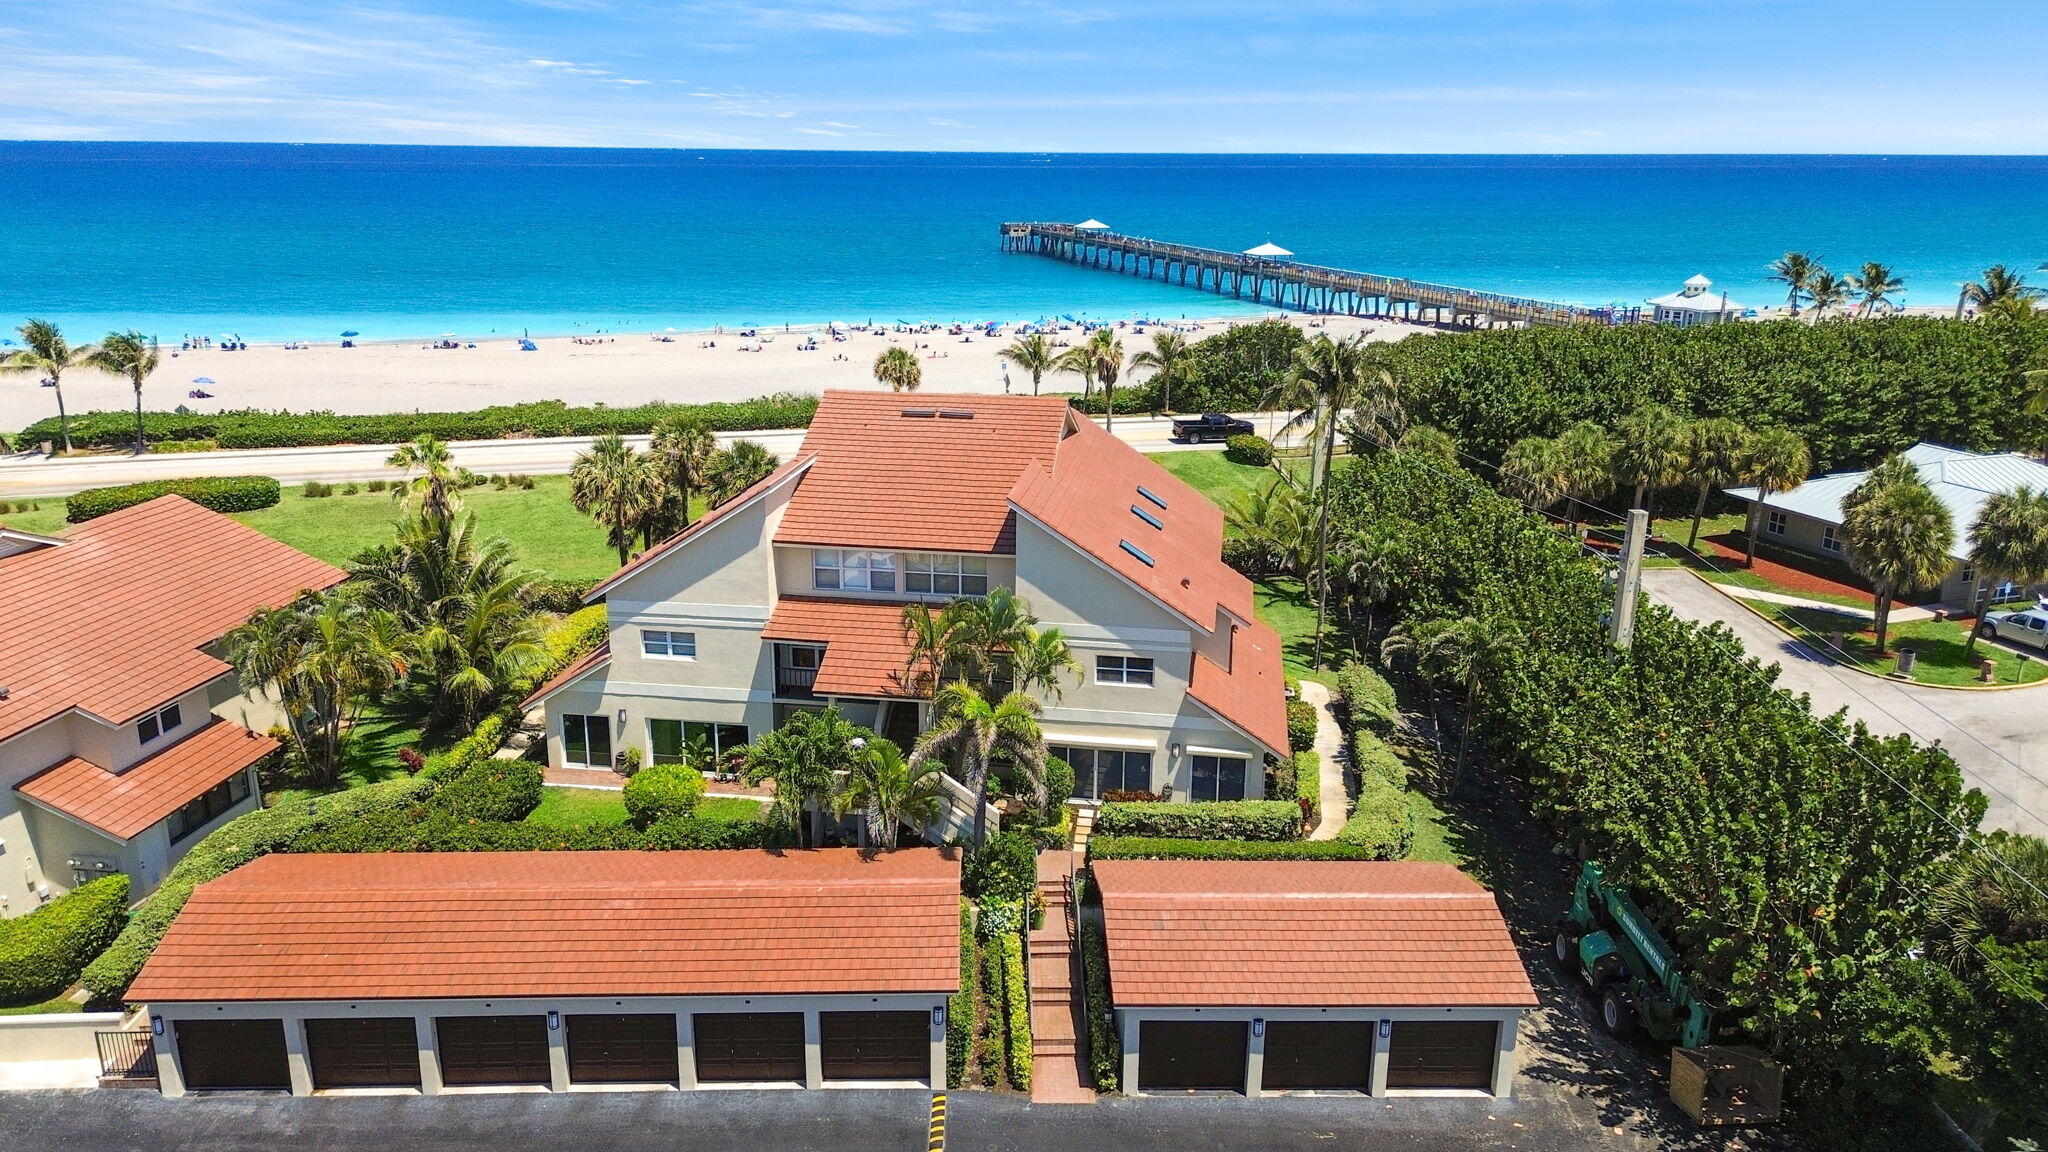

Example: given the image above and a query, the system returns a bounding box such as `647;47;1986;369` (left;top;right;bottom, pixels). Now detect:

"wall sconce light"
1251;1018;1265;1037
1169;742;1183;759
151;1015;165;1036
547;1010;560;1031
1378;1019;1391;1039
931;1005;946;1027
615;709;627;730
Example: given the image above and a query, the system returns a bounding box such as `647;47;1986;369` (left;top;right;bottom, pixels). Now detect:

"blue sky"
1;0;2043;152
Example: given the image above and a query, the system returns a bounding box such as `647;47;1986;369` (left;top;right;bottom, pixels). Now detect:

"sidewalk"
1710;581;1941;623
1296;681;1349;840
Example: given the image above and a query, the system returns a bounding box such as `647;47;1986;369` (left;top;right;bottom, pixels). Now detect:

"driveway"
1643;567;2048;837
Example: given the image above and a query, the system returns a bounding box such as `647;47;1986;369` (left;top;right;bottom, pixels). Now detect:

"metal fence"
95;1030;157;1081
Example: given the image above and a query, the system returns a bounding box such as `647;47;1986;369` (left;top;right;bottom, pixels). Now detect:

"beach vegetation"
81;330;160;456
1057;327;1127;427
1963;264;2040;313
1769;250;1822;315
1128;329;1194;413
0;319;91;453
64;475;281;523
873;344;921;392
1964;487;2048;647
1736;425;1813;566
1001;332;1057;396
385;433;474;523
569;431;656;564
1851;261;1906;315
701;437;778;507
645;413;717;537
1839;460;1956;655
1805;268;1851;319
1679;416;1753;548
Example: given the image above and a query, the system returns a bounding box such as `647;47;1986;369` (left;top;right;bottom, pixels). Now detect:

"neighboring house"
1726;442;2048;606
526;391;1289;806
1093;859;1536;1098
129;848;959;1096
0;496;344;917
1646;274;1744;327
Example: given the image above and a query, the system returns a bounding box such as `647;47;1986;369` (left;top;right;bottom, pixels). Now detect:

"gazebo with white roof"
1074;218;1111;232
1646;274;1742;327
1243;241;1293;259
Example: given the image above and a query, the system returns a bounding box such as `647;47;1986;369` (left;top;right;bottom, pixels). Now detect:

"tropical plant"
0;319;92;453
1966;487;2048;648
1378;615;1510;793
645;413;718;541
1737;426;1813;567
1224;478;1312;578
1551;420;1615;529
1851;261;1906;316
569;432;655;565
1499;435;1566;512
1681;416;1753;549
1332;529;1405;653
1610;402;1688;510
1002;332;1058;397
1842;465;1956;655
1770;250;1821;315
900;601;963;700
1927;833;2048;971
946;586;1042;696
833;737;946;848
1394;424;1459;469
82;330;160;455
740;707;874;846
385;434;470;524
1010;628;1077;700
1964;264;2038;312
1060;328;1126;428
1806;270;1851;320
909;683;1047;849
227;593;409;787
702;439;779;508
1129;330;1193;413
873;345;922;393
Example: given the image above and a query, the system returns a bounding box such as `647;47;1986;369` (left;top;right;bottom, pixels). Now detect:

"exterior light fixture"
547;1011;560;1031
1251;1018;1265;1037
931;1005;946;1027
151;1016;165;1036
1378;1019;1391;1039
1169;742;1182;759
615;709;627;730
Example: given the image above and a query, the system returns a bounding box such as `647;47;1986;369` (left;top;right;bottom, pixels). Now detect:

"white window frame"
1095;655;1156;687
812;548;897;592
640;628;697;660
137;702;183;746
1765;510;1786;537
905;552;990;597
1821;524;1843;554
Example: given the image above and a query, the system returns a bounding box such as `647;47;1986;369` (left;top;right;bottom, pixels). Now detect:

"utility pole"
1609;508;1649;651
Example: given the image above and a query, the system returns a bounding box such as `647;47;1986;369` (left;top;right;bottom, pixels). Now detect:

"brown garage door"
1262;1021;1371;1091
1138;1020;1247;1092
819;1011;930;1082
1385;1020;1497;1090
434;1015;550;1087
175;1019;290;1091
692;1012;805;1083
566;1014;677;1084
306;1017;421;1089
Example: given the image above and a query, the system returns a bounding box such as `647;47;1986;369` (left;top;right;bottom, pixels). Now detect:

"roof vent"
901;408;937;418
1119;540;1156;567
938;409;975;420
1130;504;1163;530
1136;485;1168;510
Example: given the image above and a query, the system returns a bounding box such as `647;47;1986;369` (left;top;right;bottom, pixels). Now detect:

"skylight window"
901;408;937;418
1119;540;1156;567
1137;485;1167;510
938;409;975;419
1131;504;1162;529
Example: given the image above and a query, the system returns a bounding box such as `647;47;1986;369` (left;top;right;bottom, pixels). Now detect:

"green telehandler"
1554;860;1737;1048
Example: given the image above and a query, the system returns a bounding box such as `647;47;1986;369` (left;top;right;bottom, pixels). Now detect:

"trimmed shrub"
1095;799;1302;841
948;902;974;1087
149;439;218;453
1334;661;1398;737
1021;804;1074;852
66;476;281;523
999;925;1031;1091
1089;836;1377;861
622;763;706;828
1076;880;1121;1092
0;874;130;1004
1041;757;1075;815
1350;730;1407;791
1336;785;1413;860
1287;698;1318;754
302;480;333;498
432;758;544;823
1294;751;1322;828
1223;433;1274;466
963;831;1037;902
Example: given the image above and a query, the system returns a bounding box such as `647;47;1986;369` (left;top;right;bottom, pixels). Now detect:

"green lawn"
0;994;85;1015
269;697;443;805
1750;602;2048;687
524;784;766;829
1147;450;1282;506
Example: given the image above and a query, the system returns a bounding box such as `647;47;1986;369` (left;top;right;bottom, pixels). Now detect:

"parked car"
1983;608;2048;650
1170;413;1256;443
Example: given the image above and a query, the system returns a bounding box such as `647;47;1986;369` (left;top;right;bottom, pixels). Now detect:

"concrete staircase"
1069;800;1098;861
1027;850;1096;1104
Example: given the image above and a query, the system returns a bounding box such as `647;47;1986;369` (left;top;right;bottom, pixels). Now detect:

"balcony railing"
775;665;819;699
96;1030;157;1082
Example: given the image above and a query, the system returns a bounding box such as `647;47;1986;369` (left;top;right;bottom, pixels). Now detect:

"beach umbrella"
340;330;359;337
192;377;214;384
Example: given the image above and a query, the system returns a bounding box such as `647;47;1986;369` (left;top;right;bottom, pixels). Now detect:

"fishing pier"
1001;221;1615;328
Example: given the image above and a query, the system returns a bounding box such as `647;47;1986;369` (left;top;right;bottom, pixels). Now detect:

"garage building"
125;848;959;1096
1093;859;1536;1098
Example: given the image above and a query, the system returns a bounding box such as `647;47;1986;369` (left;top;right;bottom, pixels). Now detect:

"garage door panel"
435;1015;551;1087
175;1019;291;1091
306;1017;421;1089
1262;1021;1371;1091
566;1013;678;1084
1385;1020;1497;1090
1138;1020;1247;1092
692;1012;805;1083
819;1011;930;1082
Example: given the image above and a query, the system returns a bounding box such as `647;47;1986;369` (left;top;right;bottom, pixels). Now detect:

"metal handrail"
95;1030;157;1080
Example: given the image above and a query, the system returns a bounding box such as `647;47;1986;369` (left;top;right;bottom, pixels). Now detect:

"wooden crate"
1670;1045;1783;1127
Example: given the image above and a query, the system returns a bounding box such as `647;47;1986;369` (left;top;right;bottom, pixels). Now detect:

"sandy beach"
37;313;1427;419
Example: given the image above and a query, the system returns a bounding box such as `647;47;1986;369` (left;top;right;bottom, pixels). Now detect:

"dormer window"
813;549;896;592
137;702;183;745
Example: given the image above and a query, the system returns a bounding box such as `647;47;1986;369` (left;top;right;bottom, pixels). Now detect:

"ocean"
1;144;2044;344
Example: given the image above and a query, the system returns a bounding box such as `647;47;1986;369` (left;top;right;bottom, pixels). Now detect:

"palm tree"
1394;424;1459;469
1737;427;1812;567
386;434;469;524
1333;529;1403;656
947;586;1039;696
1850;261;1905;316
1551;421;1615;530
1002;333;1058;397
419;576;545;728
646;413;718;541
1966;487;2048;650
1769;251;1821;316
82;330;160;455
1806;270;1850;320
1611;403;1688;511
1681;417;1752;549
0;320;92;453
739;707;871;846
702;439;779;508
1499;435;1566;513
1129;330;1194;414
833;738;946;848
873;345;921;393
1011;628;1076;700
228;594;409;786
569;432;655;565
1379;615;1509;793
1224;479;1312;578
1980;293;2043;323
1963;264;2038;311
1842;469;1956;656
909;682;1046;849
900;601;965;700
1060;328;1127;429
1927;833;2048;972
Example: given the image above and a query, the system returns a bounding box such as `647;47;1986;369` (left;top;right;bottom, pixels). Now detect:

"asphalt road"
0;412;1296;498
1643;567;2048;837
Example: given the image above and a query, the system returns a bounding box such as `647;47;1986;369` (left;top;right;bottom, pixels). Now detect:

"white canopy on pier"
1243;241;1293;258
1074;219;1110;231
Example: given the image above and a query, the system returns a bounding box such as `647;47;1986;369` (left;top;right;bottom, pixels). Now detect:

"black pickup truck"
1170;413;1256;443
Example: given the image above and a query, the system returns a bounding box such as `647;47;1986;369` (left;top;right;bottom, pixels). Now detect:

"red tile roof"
775;391;1071;554
128;848;962;1004
761;596;921;698
0;496;346;744
17;720;275;841
586;454;814;601
1092;860;1537;1009
518;642;612;709
1187;620;1291;757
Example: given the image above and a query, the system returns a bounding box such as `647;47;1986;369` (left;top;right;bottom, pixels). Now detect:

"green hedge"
622;763;706;828
1089;836;1379;861
1076;881;1121;1092
948;902;974;1088
1334;661;1398;737
1287;698;1318;754
1294;751;1321;828
430;756;544;823
1095;799;1302;841
1223;433;1274;466
998;919;1031;1092
291;809;768;852
19;394;819;450
0;875;130;1004
66;476;281;523
964;831;1037;901
1337;739;1414;863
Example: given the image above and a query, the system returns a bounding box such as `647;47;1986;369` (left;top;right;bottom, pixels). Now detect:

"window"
1119;540;1156;567
649;719;750;766
1765;510;1786;536
561;713;613;768
1051;745;1153;798
137;703;183;745
1959;566;1974;586
167;770;252;844
812;549;896;592
1095;655;1156;686
905;553;989;597
641;628;697;659
1821;525;1843;554
1190;754;1249;802
1130;504;1162;530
